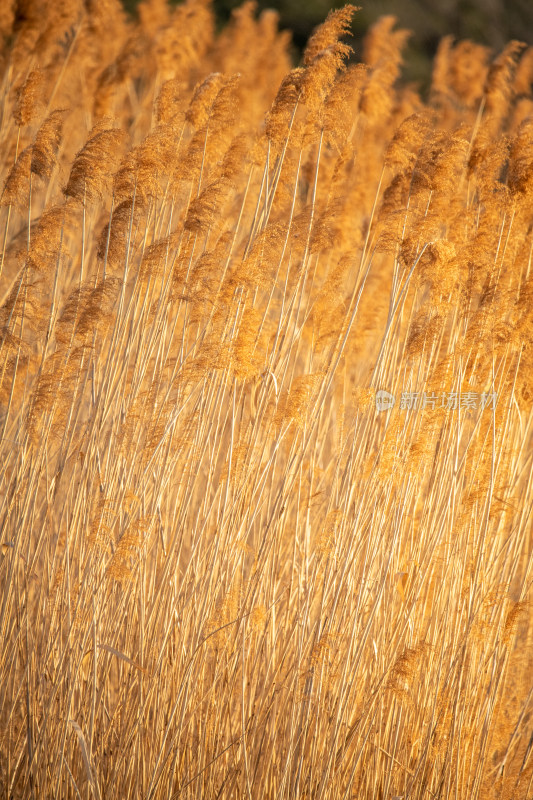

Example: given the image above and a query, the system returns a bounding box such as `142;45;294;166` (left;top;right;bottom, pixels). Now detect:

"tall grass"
0;2;532;798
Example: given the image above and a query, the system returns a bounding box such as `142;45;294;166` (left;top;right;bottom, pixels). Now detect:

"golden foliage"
0;6;531;800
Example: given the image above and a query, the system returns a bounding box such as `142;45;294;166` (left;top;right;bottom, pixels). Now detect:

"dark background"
124;0;533;88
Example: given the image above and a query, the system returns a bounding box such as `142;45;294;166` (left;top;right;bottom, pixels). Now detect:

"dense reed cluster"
0;1;532;798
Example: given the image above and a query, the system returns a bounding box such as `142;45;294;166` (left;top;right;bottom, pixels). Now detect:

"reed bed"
0;2;532;798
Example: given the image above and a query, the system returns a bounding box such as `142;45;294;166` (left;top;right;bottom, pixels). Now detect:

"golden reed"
0;2;532;798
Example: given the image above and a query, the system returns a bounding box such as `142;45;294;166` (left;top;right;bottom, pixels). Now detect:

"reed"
0;2;532;798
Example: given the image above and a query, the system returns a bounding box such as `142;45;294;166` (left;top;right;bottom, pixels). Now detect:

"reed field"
1;1;533;797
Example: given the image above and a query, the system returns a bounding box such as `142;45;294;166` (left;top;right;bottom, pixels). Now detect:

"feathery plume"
65;126;127;203
1;147;32;209
303;5;358;66
31;109;67;180
13;68;45;126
